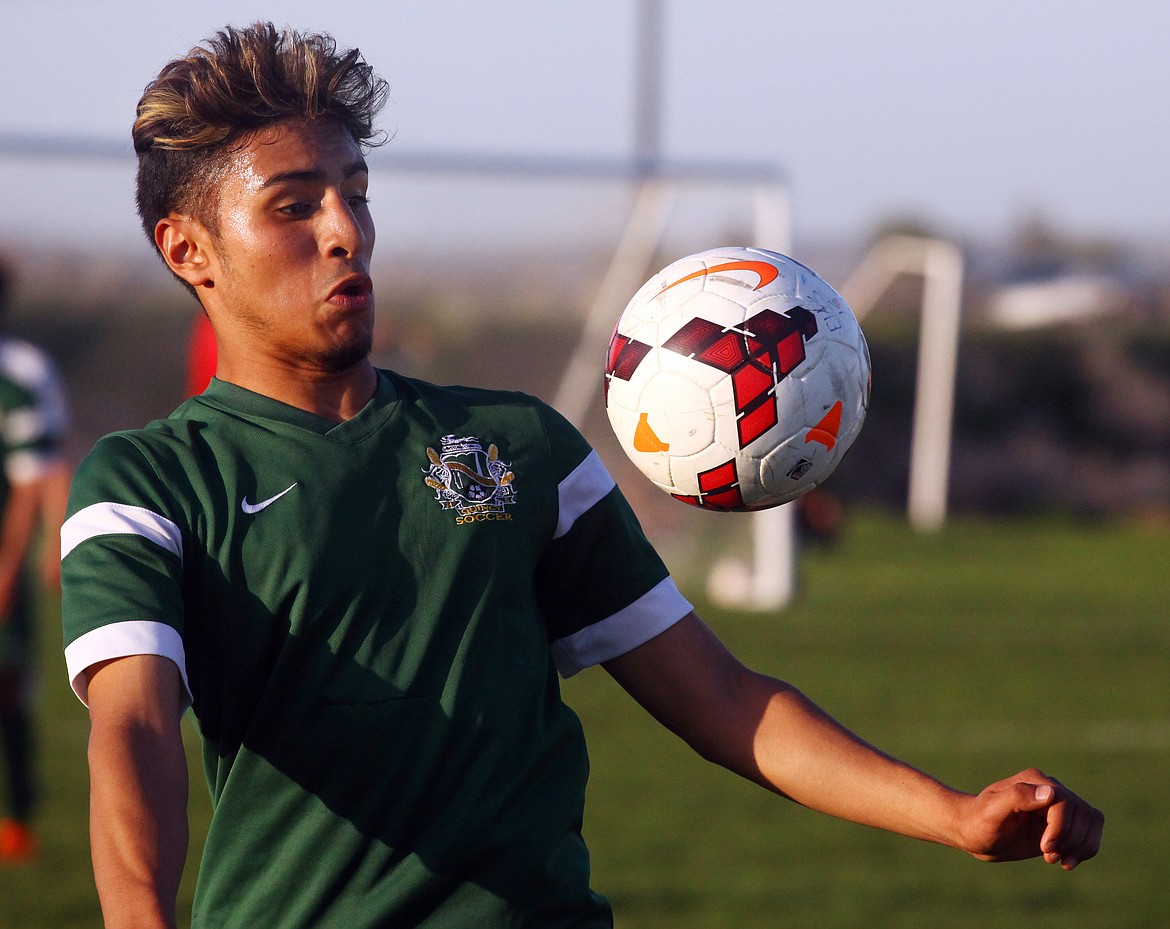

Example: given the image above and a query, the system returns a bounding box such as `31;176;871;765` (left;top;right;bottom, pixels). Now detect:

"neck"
215;355;379;423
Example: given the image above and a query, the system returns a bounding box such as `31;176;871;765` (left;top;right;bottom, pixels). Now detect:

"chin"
316;334;373;374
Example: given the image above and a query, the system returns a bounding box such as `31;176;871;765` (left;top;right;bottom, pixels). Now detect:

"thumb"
997;781;1055;813
1033;784;1055;805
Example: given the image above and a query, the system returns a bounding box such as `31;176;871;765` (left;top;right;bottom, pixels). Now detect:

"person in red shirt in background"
186;312;217;397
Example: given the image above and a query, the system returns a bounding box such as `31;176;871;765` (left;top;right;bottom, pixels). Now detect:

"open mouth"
329;275;373;302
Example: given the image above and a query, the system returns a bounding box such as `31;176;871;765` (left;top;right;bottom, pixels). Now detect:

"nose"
321;193;371;259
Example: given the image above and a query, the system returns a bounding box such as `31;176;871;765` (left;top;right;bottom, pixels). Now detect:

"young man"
61;23;1102;929
0;261;71;863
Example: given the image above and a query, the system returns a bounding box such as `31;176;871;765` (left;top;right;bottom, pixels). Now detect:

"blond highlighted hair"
134;22;388;281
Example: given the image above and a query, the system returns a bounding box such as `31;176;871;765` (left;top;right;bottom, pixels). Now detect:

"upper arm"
86;654;187;731
603;611;775;767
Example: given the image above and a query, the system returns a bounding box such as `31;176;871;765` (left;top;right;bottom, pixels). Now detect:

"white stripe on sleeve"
554;450;615;540
61;501;183;564
551;577;692;677
64;620;192;711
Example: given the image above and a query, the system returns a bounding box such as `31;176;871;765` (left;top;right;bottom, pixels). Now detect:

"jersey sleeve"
0;342;68;485
60;432;191;708
533;402;691;676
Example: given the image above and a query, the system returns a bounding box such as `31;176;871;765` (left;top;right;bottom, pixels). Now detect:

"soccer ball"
604;246;870;511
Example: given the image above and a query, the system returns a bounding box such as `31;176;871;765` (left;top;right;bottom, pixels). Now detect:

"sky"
3;0;1170;260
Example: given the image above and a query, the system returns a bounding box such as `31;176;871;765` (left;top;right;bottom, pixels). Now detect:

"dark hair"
133;22;388;289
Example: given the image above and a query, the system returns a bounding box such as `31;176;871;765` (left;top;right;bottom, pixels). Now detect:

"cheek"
232;233;308;282
215;205;267;252
354;210;376;248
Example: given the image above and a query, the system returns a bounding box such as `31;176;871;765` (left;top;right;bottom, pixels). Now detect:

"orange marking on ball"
633;413;670;452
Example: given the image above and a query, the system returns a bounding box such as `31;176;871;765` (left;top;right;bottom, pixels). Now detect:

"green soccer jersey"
0;336;68;665
62;370;690;929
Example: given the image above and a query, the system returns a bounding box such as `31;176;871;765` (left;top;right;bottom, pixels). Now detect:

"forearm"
607;614;968;850
732;672;966;847
89;717;189;929
86;657;189;929
609;613;1102;867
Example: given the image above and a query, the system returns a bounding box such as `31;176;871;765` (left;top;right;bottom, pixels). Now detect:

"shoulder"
391;372;592;476
83;410;204;463
389;371;563;439
69;413;206;514
393;372;540;413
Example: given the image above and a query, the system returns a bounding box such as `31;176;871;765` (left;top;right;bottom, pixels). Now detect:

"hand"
957;768;1103;870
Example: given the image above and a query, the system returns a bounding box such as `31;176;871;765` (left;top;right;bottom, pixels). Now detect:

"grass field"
1;508;1165;928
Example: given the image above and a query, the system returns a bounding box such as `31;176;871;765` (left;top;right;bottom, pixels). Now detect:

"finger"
1057;803;1105;870
1062;801;1094;849
1042;800;1080;867
1015;784;1064;864
1042;794;1104;870
1078;805;1105;865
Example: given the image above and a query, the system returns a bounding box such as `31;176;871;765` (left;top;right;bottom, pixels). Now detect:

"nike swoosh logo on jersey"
241;482;298;514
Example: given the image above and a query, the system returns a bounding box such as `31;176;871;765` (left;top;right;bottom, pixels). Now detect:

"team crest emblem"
423;435;517;524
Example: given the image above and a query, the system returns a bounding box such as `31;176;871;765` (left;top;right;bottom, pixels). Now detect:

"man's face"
203;117;376;374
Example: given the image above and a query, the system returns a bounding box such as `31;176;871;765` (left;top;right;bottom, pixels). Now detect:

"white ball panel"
605;246;871;511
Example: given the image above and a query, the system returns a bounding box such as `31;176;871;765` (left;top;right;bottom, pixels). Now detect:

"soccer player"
0;260;71;863
61;23;1102;929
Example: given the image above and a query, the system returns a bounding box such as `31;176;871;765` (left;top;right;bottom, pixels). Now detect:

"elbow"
684;665;792;780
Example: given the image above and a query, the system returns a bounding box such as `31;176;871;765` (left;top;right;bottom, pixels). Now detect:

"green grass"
1;510;1164;927
567;510;1167;929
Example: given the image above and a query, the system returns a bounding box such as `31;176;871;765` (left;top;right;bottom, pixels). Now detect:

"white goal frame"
838;234;964;532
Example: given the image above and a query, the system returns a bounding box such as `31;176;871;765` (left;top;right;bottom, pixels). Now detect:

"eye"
277;200;315;218
347;193;371;210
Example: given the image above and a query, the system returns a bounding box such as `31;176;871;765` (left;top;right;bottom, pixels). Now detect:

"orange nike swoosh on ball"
633;413;670;452
655;260;780;298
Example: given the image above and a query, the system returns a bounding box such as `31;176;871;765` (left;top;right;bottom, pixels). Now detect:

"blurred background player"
185;311;216;397
0;259;71;863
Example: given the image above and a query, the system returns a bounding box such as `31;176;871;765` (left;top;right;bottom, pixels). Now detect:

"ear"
155;215;217;289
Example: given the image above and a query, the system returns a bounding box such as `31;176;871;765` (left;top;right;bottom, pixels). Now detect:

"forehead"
223;118;367;191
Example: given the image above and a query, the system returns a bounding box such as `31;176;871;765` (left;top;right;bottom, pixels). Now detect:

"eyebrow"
259;159;369;189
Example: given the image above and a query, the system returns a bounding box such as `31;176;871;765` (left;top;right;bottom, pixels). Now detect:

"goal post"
838;234;964;532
